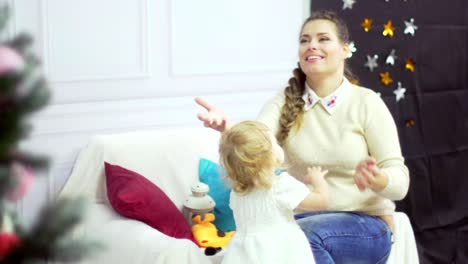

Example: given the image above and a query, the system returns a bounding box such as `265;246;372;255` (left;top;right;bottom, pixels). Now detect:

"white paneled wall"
4;0;310;222
44;0;150;82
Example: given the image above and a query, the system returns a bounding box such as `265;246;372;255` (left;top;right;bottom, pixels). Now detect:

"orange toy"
191;213;234;248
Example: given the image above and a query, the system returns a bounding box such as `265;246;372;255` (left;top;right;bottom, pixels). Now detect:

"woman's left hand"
354;157;388;192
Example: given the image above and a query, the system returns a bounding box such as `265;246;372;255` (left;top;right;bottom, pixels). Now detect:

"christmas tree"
0;5;95;263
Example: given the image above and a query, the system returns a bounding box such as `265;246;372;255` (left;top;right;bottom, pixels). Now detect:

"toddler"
219;121;328;264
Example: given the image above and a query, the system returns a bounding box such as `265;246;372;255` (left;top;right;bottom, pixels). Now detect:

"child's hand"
298;167;329;210
303;166;328;186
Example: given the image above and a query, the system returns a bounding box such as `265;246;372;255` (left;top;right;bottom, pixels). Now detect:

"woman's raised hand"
195;97;231;132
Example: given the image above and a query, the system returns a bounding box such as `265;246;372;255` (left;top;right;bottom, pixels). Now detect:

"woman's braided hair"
276;10;355;145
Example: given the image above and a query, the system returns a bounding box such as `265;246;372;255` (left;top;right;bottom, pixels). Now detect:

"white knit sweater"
257;78;410;216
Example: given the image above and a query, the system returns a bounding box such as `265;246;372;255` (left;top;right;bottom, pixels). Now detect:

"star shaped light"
386;49;398;65
364;54;379;72
380;72;393;86
405;118;415;128
342;0;356;10
383;20;395;38
394;82;406;102
405;58;415;72
347;41;357;58
404;18;418;36
360;18;373;32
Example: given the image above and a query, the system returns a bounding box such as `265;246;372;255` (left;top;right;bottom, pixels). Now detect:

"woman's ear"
343;43;351;59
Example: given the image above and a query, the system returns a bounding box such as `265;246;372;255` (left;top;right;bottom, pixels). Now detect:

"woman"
196;10;409;264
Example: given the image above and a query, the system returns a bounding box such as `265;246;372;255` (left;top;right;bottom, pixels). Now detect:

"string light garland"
341;0;418;126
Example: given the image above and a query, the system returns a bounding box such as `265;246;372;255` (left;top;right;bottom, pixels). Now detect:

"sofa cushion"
105;162;195;241
198;158;236;232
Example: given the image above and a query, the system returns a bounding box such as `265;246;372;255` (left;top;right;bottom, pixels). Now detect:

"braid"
276;67;306;145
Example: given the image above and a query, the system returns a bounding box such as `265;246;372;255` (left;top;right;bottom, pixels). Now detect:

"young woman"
196;10;409;264
219;120;328;264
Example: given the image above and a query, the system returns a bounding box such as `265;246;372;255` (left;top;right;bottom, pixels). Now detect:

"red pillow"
105;162;195;241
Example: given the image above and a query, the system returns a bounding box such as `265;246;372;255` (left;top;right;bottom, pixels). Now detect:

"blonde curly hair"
219;121;280;194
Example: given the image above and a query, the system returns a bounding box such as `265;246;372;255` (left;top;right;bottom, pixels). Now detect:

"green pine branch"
1;3;98;263
2;198;101;263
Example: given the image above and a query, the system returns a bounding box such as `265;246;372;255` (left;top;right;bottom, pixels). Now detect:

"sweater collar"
302;78;351;115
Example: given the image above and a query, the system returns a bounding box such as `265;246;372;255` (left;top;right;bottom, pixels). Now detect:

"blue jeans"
295;212;392;264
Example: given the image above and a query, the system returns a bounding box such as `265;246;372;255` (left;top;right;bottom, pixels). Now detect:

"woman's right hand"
194;97;231;132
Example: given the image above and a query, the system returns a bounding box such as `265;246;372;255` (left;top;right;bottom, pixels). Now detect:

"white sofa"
59;127;419;264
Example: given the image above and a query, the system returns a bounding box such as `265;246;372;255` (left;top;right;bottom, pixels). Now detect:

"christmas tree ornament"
379;72;393;85
386;49;398;65
0;214;21;260
405;58;415;72
364;54;379;72
342;0;356;10
360;18;373;32
383;20;395;38
394;82;406;102
0;45;25;74
0;232;20;259
6;162;34;201
347;41;357;58
404;18;418;36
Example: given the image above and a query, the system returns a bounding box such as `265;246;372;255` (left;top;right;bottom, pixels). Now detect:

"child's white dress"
221;172;316;264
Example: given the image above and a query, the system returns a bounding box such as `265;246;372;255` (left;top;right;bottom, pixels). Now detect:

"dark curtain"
310;1;468;263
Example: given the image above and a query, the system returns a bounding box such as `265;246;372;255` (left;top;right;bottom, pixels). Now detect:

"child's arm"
297;167;329;211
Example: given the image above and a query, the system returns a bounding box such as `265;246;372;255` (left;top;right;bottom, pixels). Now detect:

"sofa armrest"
387;211;419;264
80;205;209;264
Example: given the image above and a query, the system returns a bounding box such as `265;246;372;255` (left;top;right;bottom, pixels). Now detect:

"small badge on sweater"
326;95;337;108
302;79;351;114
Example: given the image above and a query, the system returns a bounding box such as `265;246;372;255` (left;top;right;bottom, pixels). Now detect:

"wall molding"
30;90;276;136
169;0;301;76
40;0;150;83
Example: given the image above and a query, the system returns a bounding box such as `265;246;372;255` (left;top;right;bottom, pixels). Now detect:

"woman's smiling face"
298;19;349;77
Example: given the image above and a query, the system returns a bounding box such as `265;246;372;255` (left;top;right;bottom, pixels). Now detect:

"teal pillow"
198;158;236;232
